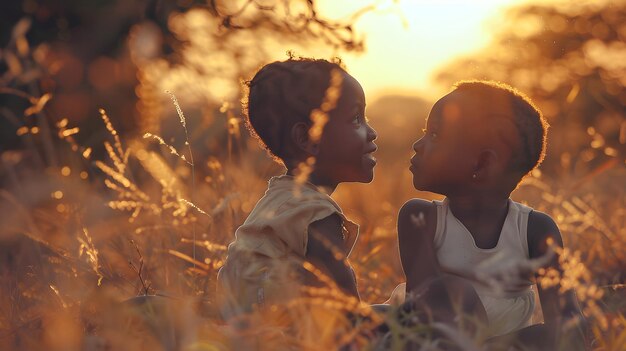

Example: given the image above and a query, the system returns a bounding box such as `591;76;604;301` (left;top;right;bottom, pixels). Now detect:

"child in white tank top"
433;198;535;336
396;80;587;349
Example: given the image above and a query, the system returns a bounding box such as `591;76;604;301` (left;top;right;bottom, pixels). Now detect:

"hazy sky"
316;0;523;100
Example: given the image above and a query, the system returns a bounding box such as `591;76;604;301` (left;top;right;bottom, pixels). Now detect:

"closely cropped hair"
244;57;346;164
453;80;549;176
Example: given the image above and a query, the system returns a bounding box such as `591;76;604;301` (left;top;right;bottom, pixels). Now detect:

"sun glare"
316;0;523;99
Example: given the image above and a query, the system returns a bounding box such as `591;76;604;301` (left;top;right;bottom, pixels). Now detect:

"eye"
352;115;362;125
422;128;438;140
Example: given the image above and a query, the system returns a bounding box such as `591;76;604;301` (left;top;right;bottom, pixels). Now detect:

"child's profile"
217;57;377;321
397;80;586;349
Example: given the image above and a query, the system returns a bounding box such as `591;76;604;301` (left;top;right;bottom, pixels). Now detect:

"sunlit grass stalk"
0;87;57;168
129;239;151;295
78;228;104;286
25;79;57;168
0;106;45;169
165;91;197;272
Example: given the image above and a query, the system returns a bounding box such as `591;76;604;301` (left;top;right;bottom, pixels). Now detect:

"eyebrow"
347;102;364;116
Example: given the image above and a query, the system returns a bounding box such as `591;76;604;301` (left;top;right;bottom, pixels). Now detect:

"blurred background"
0;0;624;350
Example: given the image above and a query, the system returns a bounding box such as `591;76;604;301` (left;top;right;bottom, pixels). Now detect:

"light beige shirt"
217;175;358;319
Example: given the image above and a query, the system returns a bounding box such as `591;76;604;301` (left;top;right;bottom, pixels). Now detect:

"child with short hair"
398;80;586;348
217;58;378;320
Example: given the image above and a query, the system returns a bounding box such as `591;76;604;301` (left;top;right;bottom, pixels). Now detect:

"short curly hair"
452;80;549;177
244;58;347;164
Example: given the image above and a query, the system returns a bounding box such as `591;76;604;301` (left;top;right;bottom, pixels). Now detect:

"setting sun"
316;0;523;99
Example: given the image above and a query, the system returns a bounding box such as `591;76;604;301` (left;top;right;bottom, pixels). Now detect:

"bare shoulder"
308;213;343;247
397;199;441;291
306;213;359;297
309;213;343;233
399;198;436;218
398;198;438;240
527;210;564;258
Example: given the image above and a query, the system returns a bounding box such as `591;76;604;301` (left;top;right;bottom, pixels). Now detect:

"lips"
409;156;419;171
363;155;377;167
363;144;378;165
364;144;378;155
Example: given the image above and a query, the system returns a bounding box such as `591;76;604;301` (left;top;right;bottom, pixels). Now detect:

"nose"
413;136;424;153
366;123;377;142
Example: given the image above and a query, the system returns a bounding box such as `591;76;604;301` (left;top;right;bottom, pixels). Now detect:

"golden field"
0;1;624;350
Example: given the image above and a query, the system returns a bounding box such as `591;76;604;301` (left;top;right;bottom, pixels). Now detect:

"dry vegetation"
0;1;624;350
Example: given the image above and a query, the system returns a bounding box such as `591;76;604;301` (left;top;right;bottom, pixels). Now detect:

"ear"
291;122;319;155
472;149;498;181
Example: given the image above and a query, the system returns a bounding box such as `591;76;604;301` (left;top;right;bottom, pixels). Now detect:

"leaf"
12;18;32;39
16;36;29;57
566;83;580;104
24;93;52;116
5;52;22;76
168;249;209;270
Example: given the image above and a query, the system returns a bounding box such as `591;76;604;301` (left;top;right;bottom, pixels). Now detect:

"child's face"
409;92;481;194
314;72;378;184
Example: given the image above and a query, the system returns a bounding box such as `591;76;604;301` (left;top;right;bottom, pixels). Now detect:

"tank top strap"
509;200;533;258
433;199;447;249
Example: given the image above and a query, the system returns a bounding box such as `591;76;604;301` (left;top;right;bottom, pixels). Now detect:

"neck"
285;168;337;194
446;193;510;223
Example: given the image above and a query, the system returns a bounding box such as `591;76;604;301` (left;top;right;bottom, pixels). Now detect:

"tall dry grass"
1;85;624;350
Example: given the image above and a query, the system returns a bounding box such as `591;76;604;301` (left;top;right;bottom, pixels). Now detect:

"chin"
350;173;372;183
352;169;374;183
362;173;374;183
414;183;442;195
412;176;430;191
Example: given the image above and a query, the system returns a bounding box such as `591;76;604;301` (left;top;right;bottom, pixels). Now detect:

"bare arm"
489;211;587;349
398;199;487;327
527;210;587;347
306;214;359;299
397;199;439;293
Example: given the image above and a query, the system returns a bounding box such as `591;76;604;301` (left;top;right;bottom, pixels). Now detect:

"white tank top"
433;198;535;336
